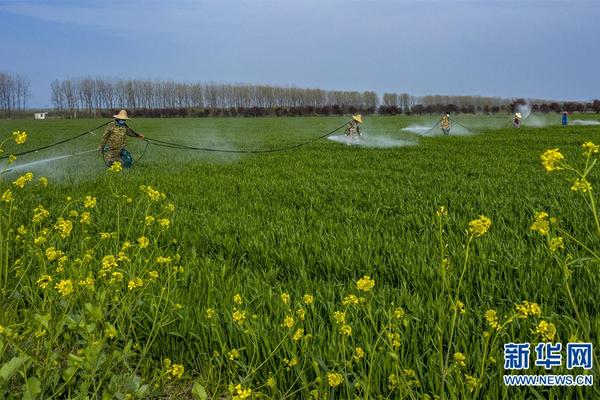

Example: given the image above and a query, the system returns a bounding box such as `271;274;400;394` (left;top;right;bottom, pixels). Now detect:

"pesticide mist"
327;134;416;148
516;104;548;127
401;122;472;136
571;120;600;126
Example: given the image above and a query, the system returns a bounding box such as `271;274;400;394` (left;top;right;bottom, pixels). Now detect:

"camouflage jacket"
345;120;361;136
101;122;140;151
441;116;451;129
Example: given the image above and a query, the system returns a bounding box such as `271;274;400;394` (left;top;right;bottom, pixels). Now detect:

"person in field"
562;111;568;126
441;112;451;135
513;112;522;128
99;110;144;168
345;114;362;143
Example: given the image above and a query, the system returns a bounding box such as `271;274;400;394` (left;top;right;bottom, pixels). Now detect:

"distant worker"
513;113;522;128
562;111;568;126
99;110;145;168
345;114;363;142
441;112;451;135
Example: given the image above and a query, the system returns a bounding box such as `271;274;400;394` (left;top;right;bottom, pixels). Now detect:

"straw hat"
113;110;130;120
352;114;363;123
515;113;522;119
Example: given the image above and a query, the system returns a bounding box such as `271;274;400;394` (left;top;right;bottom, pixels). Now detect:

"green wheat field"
0;114;599;399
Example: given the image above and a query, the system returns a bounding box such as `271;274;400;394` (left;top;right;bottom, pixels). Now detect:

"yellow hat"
515;113;522;119
113;109;130;120
352;114;363;123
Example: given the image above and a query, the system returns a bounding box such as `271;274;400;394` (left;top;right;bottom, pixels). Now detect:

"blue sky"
0;0;598;107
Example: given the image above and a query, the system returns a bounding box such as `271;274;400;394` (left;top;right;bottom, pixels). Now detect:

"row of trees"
0;72;31;116
3;73;599;118
50;78;380;116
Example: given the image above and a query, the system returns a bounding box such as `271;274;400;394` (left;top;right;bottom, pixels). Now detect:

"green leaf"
0;356;29;382
22;376;41;400
191;382;208;400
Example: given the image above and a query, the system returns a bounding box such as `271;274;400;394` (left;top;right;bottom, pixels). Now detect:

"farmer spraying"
345;114;363;143
99;110;145;167
562;111;568;126
441;113;451;135
513;113;522;128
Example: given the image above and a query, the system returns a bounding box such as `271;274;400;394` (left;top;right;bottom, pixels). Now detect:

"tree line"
49;78;379;117
3;73;599;118
0;72;31;117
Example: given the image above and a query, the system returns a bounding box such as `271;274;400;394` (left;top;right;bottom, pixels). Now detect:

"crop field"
1;114;600;399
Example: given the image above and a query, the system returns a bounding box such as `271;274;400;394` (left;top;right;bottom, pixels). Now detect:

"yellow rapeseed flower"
342;294;359;306
37;275;53;289
7;155;16;164
1;189;13;203
303;293;314;305
233;293;243;305
206;308;215;319
45;247;64;261
84;195;97;208
464;375;478;393
394;307;406;319
13;172;33;188
484;309;500;331
549;237;565;252
80;211;91;225
101;255;118;275
571;178;592;193
109;161;123;173
158;218;170;229
100;232;112;240
533;320;556;342
54;218;73;238
454;352;466;368
233;308;246;325
78;277;95;292
145;215;155;226
55;279;74;296
292;328;304;342
137;236;149;249
228;348;240;360
38;176;48;187
356;275;375;292
231;384;251;400
104;324;117;339
531;211;550;235
142;185;162;201
280;292;290;304
582;141;600;154
12;130;27;144
515;301;541;318
296;307;306;321
387;332;401;348
388;374;399;390
354;346;365;361
468;215;491;237
109;272;123;284
163;359;184;379
540;148;565;172
32;205;49;223
283;315;295;329
148;270;159;280
340;324;352;336
327;372;344;388
333;311;346;325
436;205;448;217
127;277;144;290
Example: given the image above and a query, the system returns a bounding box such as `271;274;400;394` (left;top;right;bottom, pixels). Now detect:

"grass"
0;113;600;399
